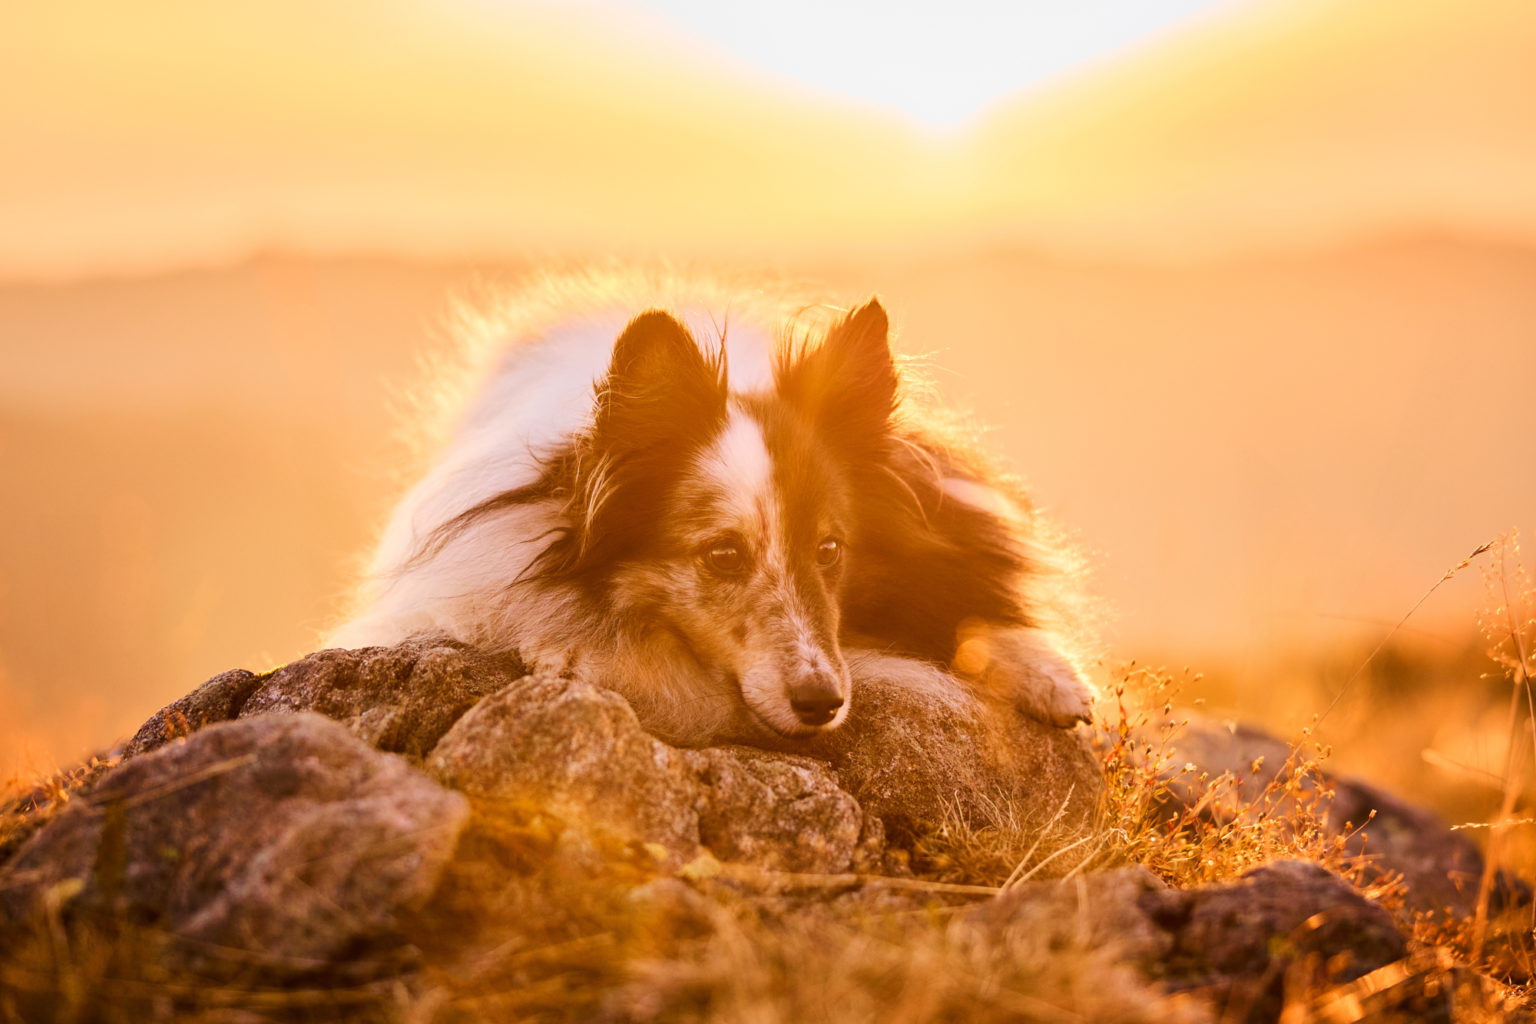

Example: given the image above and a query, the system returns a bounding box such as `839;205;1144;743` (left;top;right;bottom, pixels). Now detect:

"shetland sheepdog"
327;277;1093;746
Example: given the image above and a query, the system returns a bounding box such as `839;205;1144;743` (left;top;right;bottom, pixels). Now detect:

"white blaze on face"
695;404;842;731
697;406;775;526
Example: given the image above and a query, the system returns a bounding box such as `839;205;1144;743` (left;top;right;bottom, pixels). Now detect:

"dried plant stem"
1504;545;1536;936
1472;663;1526;963
1319;539;1493;728
1008;832;1097;887
716;865;1002;898
1472;539;1536;960
1001;784;1077;890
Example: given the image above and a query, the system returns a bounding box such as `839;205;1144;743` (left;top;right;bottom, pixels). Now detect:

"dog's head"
567;300;898;741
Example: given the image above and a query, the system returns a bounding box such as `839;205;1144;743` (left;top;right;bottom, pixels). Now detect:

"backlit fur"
327;272;1095;746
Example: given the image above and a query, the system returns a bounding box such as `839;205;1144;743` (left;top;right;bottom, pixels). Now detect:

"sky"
619;0;1236;126
1;0;1533;278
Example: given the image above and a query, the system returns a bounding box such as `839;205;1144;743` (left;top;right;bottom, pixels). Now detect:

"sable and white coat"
329;294;1092;746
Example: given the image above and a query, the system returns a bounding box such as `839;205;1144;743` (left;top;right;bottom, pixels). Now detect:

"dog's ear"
780;299;898;449
594;310;726;450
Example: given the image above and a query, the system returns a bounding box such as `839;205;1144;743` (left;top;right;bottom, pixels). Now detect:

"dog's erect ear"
594;310;726;450
780;299;898;449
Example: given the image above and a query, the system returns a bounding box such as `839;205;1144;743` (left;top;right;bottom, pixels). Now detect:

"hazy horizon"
4;232;1533;773
3;0;1533;281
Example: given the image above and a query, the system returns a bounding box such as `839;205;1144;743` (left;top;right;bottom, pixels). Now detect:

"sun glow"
617;0;1238;127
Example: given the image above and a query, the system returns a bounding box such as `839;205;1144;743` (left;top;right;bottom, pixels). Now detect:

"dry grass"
1079;531;1536;1020
1093;666;1362;889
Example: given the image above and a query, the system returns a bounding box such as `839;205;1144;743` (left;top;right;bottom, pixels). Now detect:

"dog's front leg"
952;624;1095;728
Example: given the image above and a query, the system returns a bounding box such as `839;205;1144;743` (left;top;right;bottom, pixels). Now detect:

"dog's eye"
816;538;842;567
705;544;748;574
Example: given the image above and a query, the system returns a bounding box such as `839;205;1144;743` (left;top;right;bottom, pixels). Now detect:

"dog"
326;278;1094;746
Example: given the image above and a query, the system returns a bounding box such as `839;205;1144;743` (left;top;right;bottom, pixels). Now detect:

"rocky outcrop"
117;641;1101;876
0;642;1511;1022
2;714;467;980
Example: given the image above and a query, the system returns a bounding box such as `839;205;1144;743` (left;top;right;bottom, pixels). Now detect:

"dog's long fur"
328;273;1094;746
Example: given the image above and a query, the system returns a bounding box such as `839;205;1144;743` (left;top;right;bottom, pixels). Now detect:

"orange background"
2;0;1533;775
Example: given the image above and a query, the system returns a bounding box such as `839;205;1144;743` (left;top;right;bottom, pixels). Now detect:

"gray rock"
1146;860;1433;1023
427;669;873;874
693;745;863;873
1139;861;1407;991
123;667;263;756
1161;716;1513;916
240;641;521;760
1327;774;1499;917
118;641;1105;880
127;639;521;761
808;657;1104;844
110;639;1108;883
428;669;709;866
979;860;1424;1024
1;713;469;977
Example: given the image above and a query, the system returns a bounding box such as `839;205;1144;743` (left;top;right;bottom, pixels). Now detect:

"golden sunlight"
2;0;1532;278
3;1;1536;1017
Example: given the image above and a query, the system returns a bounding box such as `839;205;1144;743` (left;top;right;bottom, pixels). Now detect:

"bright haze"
1;0;1533;771
615;0;1235;127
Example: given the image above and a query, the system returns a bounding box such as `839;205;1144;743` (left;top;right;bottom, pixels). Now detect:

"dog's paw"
1012;647;1095;727
955;625;1095;728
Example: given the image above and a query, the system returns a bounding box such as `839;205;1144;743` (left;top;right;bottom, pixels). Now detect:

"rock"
428;669;873;874
127;639;522;761
112;641;1106;881
694;745;864;874
1327;774;1497;917
1162;716;1514;917
809;652;1104;844
980;860;1426;1024
428;669;709;866
0;714;469;978
1140;861;1407;997
968;865;1176;962
5;637;1510;1022
122;667;263;756
240;641;521;760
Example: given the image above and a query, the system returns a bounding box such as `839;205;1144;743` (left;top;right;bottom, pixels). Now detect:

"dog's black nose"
789;683;845;726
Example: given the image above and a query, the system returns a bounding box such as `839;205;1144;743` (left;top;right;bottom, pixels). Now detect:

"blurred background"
2;0;1533;822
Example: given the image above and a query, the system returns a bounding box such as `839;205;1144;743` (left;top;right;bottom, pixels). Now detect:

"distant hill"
969;0;1536;257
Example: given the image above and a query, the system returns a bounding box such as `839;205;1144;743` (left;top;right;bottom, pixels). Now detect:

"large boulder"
427;669;873;873
809;653;1103;844
0;713;469;979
